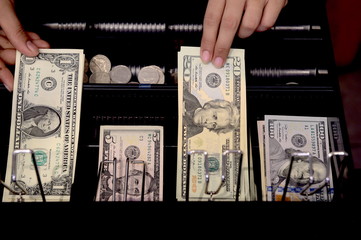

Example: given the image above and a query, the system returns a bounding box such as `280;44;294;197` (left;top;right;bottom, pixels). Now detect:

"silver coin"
149;65;165;84
110;65;132;84
89;54;111;73
138;66;160;84
89;72;111;84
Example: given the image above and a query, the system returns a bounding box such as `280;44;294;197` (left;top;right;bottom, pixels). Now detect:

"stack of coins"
89;54;112;84
110;65;132;84
137;65;165;84
87;54;166;85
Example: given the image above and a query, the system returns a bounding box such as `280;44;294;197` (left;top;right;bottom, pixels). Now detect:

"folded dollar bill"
95;125;163;202
3;49;84;202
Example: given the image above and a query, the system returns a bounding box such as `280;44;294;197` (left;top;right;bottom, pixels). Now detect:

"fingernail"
26;40;39;54
257;26;268;32
213;57;224;68
3;82;12;92
201;50;211;63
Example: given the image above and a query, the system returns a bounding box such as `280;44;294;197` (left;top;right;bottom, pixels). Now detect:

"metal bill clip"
186;150;208;202
211;150;243;201
282;151;339;202
299;152;348;202
282;152;311;202
298;152;321;200
204;150;225;201
328;151;349;200
0;175;22;200
96;158;117;201
187;149;243;201
6;149;46;202
329;151;349;180
124;158;147;202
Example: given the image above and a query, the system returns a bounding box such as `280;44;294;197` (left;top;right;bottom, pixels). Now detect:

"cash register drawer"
0;0;358;211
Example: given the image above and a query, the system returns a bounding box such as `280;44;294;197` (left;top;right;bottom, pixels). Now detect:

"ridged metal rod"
43;22;320;33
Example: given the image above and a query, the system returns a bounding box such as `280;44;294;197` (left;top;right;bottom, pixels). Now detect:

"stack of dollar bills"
3;49;84;202
95;125;164;202
257;115;345;202
176;46;256;201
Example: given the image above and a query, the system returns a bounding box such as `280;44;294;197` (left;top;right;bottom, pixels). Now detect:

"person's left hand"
0;0;50;91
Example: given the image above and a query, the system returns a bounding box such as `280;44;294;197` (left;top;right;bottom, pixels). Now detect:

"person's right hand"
0;0;50;91
201;0;288;68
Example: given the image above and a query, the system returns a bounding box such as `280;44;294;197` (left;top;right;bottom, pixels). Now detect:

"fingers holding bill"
200;0;288;68
201;0;246;68
200;0;227;64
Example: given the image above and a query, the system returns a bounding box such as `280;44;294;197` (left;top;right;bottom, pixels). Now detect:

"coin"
89;72;111;84
138;65;160;84
89;54;111;73
149;65;165;84
110;65;132;84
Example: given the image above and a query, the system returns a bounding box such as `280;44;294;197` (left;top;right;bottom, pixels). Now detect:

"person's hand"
0;0;50;91
200;0;288;68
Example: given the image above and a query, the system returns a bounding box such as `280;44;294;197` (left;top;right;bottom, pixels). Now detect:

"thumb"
0;0;39;56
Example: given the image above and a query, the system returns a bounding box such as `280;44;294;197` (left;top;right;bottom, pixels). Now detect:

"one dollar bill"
176;46;252;201
264;115;332;202
95;125;163;202
3;49;84;202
